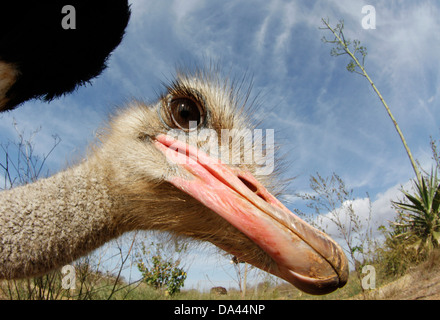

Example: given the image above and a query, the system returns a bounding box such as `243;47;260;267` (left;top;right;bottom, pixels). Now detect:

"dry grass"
2;250;440;300
353;250;440;300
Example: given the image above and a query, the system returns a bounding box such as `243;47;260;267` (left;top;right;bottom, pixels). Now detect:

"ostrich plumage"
0;0;130;111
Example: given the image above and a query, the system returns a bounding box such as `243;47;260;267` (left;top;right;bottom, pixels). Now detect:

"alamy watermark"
362;5;376;30
61;5;76;30
61;264;76;290
361;265;376;290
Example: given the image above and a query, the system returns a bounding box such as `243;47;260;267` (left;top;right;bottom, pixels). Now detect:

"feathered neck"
0;158;122;279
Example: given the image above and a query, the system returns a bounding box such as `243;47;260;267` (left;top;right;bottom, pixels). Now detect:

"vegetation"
0;121;60;189
136;241;188;296
392;169;440;255
295;172;376;292
320;18;440;278
320;18;422;186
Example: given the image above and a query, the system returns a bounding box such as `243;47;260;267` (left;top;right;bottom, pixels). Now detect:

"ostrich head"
96;68;349;295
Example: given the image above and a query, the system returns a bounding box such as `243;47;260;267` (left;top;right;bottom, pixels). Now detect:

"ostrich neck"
0;159;122;279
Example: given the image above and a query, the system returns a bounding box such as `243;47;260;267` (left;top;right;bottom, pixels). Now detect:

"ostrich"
0;1;130;112
0;69;349;295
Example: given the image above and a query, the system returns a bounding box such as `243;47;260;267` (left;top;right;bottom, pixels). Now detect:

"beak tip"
278;256;350;295
294;274;347;296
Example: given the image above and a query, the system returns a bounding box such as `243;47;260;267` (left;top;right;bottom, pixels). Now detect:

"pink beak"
154;134;348;295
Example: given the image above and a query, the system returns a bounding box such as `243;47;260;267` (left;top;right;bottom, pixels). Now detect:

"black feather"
0;0;131;111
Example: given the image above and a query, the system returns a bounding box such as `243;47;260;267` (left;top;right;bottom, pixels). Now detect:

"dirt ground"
356;252;440;300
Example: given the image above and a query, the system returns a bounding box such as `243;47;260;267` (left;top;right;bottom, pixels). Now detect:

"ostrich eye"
169;98;205;131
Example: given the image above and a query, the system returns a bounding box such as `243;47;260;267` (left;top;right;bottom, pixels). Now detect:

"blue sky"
1;0;440;290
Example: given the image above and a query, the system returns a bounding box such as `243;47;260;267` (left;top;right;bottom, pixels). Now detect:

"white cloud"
316;180;412;244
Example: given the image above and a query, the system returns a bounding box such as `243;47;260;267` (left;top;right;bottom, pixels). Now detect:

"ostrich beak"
154;134;349;295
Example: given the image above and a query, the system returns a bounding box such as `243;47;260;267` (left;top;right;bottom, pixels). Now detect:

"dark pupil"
171;98;201;129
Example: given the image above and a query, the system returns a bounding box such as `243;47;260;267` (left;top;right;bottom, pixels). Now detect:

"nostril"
256;192;267;201
238;176;258;193
238;176;270;203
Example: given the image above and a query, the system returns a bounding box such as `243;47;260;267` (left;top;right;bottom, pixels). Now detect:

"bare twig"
321;18;422;186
